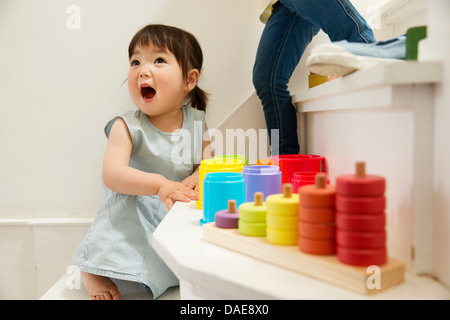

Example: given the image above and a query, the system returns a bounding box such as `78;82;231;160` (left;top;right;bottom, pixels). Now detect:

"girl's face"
127;44;191;118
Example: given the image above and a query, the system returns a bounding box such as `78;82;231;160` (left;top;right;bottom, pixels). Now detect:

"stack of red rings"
335;162;387;266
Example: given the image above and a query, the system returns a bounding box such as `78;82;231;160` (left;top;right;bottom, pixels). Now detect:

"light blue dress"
71;106;205;298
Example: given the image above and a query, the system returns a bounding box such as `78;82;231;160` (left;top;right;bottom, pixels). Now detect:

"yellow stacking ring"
266;227;298;245
265;184;299;245
265;184;299;216
266;214;298;231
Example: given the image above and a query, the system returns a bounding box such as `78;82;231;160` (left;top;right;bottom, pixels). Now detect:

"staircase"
292;0;449;290
218;0;449;291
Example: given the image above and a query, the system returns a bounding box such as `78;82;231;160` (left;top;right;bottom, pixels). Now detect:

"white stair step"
293;61;441;112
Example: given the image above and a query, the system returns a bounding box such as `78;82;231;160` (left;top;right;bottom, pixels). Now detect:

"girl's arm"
102;118;198;209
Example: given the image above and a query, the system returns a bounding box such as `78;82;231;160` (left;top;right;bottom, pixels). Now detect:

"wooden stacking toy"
266;184;299;245
298;174;336;255
202;161;405;295
215;200;239;229
238;192;267;236
335;162;387;266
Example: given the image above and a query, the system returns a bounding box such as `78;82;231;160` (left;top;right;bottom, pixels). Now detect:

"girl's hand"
157;179;199;210
181;170;200;191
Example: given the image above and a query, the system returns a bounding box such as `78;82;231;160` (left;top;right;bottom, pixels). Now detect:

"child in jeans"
253;0;375;155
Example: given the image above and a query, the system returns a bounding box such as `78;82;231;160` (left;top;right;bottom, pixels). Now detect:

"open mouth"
140;84;156;100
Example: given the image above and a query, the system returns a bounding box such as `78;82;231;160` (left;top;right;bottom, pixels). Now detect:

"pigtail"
188;86;209;111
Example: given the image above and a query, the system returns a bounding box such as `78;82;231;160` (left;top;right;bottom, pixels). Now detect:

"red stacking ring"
337;245;387;266
336;174;385;197
336;211;385;231
298;221;335;240
336;195;385;213
299;237;336;255
299;206;335;223
336;229;386;248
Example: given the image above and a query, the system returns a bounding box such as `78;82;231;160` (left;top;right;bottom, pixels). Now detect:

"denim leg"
279;0;375;43
253;3;319;155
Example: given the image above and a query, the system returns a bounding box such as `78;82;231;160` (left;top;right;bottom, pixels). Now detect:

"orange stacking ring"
336;211;385;231
299;237;336;255
336;162;385;196
298;174;337;255
299;182;336;207
299;206;335;223
336;195;385;213
298;221;335;240
336;229;386;248
337;246;387;266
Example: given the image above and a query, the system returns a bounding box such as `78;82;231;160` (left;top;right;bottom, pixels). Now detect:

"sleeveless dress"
71;106;205;298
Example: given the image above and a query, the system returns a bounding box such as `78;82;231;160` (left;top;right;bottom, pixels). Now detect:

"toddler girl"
71;24;210;300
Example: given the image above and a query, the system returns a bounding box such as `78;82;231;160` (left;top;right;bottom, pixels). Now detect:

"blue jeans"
253;0;375;155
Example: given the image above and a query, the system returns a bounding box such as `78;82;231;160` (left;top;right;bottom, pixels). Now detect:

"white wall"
0;0;394;219
419;0;450;289
0;220;91;299
0;0;264;219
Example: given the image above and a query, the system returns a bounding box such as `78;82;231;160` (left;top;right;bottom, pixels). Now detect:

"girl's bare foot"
81;272;121;300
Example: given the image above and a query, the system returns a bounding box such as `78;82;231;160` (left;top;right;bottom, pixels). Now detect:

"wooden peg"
227;200;236;213
315;174;327;189
283;183;292;198
355;161;366;177
254;192;263;206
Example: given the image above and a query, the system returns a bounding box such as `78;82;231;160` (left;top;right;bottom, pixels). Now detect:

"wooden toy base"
203;222;405;295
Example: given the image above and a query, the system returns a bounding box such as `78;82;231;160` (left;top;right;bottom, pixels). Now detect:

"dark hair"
128;24;208;111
